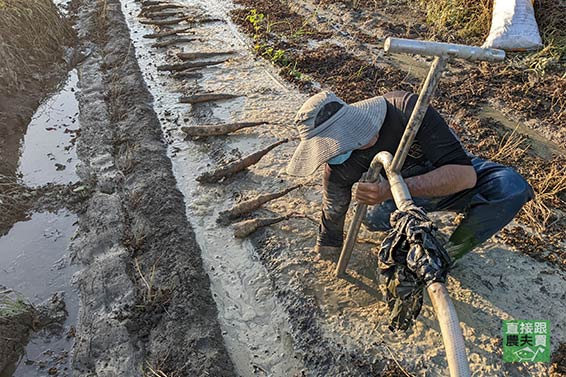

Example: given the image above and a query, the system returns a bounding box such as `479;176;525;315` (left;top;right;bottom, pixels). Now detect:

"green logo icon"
503;320;550;362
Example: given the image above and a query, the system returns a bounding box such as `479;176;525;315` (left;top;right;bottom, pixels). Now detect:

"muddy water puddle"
121;0;303;374
17;70;80;187
0;210;78;377
479;104;566;158
2;66;80;376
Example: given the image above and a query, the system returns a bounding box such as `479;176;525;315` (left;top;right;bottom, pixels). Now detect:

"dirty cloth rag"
378;205;451;331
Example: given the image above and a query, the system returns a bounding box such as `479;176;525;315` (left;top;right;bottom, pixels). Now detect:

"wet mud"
17;70;81;188
0;211;78;376
119;0;565;374
0;3;83;374
2;0;565;375
69;0;234;375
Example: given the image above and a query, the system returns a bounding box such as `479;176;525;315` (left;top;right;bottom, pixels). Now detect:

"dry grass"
484;130;565;235
491;132;566;237
487;127;529;163
519;161;566;234
530;0;566;74
134;257;158;304
418;0;493;44
144;361;170;377
0;0;75;90
420;0;565;76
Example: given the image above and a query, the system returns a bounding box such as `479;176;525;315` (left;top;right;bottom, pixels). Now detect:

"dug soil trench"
69;0;234;375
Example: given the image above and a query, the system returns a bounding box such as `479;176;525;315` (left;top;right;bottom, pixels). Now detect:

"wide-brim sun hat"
286;91;387;176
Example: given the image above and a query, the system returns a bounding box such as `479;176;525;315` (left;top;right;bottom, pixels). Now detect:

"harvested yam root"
152;37;196;48
139;16;190;26
157;59;226;71
232;215;290;238
217;184;301;225
177;51;236;60
141;0;163;6
196;139;288;183
181;121;266;138
179;93;240;104
191;17;223;24
140;3;185;14
143;27;193;39
172;70;203;80
143;10;186;20
140;16;222;26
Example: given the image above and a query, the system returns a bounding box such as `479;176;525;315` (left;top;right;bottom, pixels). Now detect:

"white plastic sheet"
483;0;543;51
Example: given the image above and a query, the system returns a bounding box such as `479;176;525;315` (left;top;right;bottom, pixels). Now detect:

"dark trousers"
363;158;534;259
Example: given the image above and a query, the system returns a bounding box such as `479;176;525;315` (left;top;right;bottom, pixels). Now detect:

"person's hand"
355;181;392;205
315;245;341;261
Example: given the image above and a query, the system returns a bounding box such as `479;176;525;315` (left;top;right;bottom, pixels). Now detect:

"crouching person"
286;90;533;260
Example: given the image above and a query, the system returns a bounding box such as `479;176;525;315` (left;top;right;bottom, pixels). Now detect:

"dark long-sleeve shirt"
318;91;472;247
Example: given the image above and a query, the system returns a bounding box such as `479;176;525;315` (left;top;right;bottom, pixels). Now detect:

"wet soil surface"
229;0;566;269
0;5;84;373
69;0;234;375
116;0;564;375
0;211;78;377
2;0;565;375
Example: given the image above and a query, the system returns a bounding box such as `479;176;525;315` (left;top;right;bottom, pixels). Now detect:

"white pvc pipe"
380;151;472;377
428;283;471;377
384;37;505;62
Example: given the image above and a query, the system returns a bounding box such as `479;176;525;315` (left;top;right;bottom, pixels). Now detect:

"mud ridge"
70;0;234;374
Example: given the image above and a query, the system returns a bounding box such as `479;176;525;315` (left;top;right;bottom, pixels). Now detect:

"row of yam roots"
137;0;304;239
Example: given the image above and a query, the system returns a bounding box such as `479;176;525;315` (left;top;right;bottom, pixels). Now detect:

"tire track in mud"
71;0;234;375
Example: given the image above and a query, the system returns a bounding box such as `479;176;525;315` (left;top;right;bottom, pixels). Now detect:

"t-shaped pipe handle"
384;37;505;62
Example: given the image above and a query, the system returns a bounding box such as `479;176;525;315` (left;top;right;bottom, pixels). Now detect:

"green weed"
245;9;265;39
0;291;32;318
245;8;304;79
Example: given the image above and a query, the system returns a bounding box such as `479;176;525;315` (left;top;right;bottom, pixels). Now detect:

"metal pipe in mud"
377;154;471;377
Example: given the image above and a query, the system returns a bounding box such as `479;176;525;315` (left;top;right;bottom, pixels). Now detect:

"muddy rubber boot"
443;228;479;265
315;245;341;261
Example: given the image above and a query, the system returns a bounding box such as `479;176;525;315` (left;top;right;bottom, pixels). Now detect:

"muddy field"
1;0;565;376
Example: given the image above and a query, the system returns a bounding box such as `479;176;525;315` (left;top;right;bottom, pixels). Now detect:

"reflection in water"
18;70;80;187
0;211;78;377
